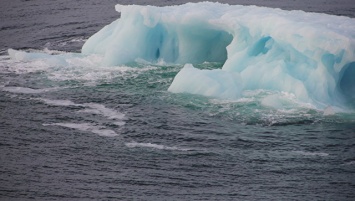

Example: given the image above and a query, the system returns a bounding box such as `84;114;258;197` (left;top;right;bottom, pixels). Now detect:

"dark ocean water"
1;0;355;200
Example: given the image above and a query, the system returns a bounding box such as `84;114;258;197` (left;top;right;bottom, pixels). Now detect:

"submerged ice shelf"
10;2;355;109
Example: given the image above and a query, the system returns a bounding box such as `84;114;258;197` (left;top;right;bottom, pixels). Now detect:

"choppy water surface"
1;0;355;200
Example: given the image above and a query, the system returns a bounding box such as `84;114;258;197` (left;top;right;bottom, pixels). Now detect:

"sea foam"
44;123;118;137
125;142;190;151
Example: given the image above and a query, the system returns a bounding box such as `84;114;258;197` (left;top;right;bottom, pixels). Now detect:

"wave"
125;142;191;151
38;98;126;128
292;151;329;157
39;98;125;123
44;123;118;137
1;86;57;94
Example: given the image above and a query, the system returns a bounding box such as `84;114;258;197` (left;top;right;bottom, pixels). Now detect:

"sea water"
1;0;355;200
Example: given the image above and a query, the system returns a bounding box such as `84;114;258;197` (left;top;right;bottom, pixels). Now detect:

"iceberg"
82;2;355;109
11;2;355;109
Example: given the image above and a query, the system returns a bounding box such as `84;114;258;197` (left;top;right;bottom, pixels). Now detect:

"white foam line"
38;98;125;121
2;87;56;94
125;142;190;151
39;98;81;107
210;97;255;104
43;123;118;137
292;151;329;157
344;161;355;165
70;37;87;42
81;103;125;120
112;121;126;126
37;98;126;128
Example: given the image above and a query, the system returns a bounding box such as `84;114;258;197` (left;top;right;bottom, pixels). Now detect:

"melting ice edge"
8;2;355;110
